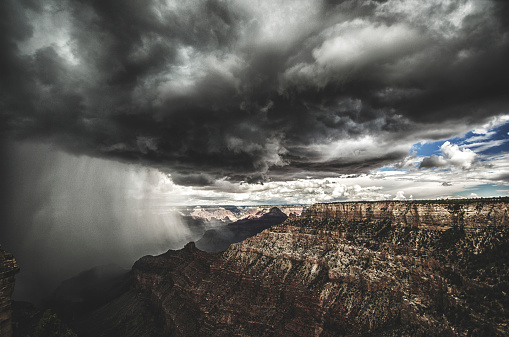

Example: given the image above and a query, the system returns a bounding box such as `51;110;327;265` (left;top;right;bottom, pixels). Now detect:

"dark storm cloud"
170;172;217;186
2;0;509;185
419;155;447;169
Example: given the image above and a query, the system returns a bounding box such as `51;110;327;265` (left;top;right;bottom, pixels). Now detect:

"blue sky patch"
411;120;509;157
452;184;509;198
471;122;509;155
411;141;443;157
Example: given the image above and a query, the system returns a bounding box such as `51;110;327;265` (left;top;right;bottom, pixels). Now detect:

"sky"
1;0;509;300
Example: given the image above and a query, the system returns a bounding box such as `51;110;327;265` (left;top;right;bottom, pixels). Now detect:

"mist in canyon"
0;141;196;303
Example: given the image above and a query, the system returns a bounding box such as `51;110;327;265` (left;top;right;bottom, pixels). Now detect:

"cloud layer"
2;0;509;185
4;1;509;305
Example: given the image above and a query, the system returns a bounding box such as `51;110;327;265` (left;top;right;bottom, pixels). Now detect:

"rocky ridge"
0;248;19;337
189;207;239;222
184;205;307;223
195;207;288;252
83;199;509;336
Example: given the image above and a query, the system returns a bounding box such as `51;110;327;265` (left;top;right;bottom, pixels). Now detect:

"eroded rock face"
0;249;19;337
306;200;508;229
195;207;289;252
189;207;239;222
131;200;509;336
185;205;308;223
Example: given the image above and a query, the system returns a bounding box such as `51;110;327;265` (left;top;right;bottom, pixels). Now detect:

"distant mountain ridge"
195;206;288;252
179;205;307;223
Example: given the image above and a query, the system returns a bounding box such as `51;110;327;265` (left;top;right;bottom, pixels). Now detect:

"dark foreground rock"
73;199;509;336
0;248;19;337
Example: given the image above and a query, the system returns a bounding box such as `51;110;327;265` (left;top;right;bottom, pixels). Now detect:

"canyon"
4;199;509;336
72;199;509;336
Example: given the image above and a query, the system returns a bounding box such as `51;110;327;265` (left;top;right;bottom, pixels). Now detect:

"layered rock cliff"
0;249;19;337
306;200;508;228
87;199;509;336
195;207;288;252
183;205;307;223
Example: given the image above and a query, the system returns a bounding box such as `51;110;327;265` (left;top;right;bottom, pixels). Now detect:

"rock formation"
77;199;509;336
195;207;288;252
189;206;239;222
0;248;19;337
183;205;308;223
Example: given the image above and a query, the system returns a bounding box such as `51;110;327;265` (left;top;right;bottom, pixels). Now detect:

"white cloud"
376;0;485;39
463;139;507;153
157;116;509;205
155;47;244;105
24;142;505;209
441;141;477;169
420;141;477;169
18;2;80;65
282;19;423;89
393;191;406;200
313;20;418;69
160;172;477;205
472;114;509;135
235;0;320;48
297;132;410;164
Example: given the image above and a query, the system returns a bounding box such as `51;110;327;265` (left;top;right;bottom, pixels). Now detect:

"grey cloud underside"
2;0;509;184
419;155;448;169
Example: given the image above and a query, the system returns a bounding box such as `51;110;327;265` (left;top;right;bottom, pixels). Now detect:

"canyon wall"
305;200;507;229
0;249;19;337
109;199;508;336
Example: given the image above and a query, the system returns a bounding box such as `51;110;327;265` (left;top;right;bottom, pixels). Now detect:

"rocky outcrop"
1;249;20;337
110;199;509;335
196;207;288;252
184;205;308;223
189;207;239;222
240;205;307;219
